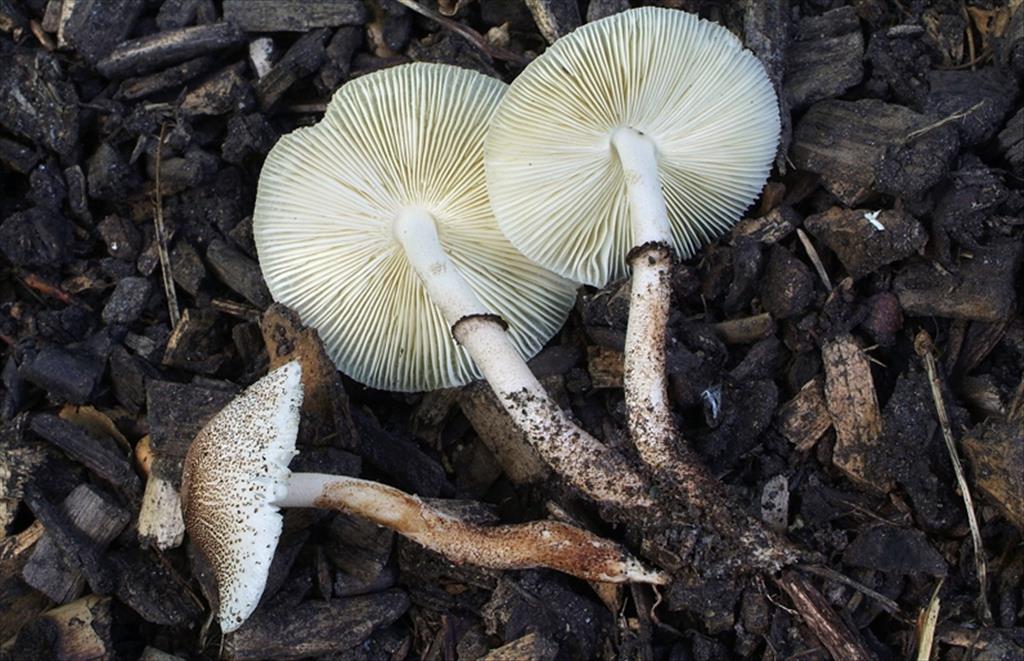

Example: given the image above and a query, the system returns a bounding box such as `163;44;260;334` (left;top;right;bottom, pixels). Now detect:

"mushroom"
484;8;780;485
182;361;667;634
253;63;654;511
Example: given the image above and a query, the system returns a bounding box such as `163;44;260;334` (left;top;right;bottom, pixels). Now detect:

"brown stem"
279;473;668;585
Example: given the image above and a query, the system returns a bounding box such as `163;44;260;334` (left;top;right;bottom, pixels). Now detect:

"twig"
915;578;943;661
153;123;181;329
775;570;873;660
796;228;832;290
914;331;991;623
905;101;985;141
389;0;528;64
19;272;91;310
798;564;904;618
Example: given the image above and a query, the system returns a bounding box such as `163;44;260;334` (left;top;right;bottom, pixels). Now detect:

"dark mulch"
1;0;1022;659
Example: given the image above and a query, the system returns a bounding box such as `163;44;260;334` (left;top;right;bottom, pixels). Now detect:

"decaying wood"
146;379;237;487
480;632;559;660
791;99;932;205
962;382;1024;530
822;334;888;492
222;0;368;32
0;416;46;530
0;521;49;642
22;484;130;603
11;595;113;660
776;376;832;451
586;345;623;389
711;313;775;345
525;0;580;44
97;23;246;78
28;414;141;502
784;6;864;109
137;474;185;550
776;570;873;660
458;383;550;485
260;303;358;450
224;590;410;660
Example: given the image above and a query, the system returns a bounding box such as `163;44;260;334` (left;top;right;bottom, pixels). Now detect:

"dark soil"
1;1;1022;659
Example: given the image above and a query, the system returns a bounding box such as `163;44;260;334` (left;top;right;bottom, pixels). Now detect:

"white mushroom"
181;361;667;634
254;63;575;394
485;7;780;485
254;63;654;511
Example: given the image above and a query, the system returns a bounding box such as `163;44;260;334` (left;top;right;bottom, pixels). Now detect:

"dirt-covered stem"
278;473;667;584
394;206;655;511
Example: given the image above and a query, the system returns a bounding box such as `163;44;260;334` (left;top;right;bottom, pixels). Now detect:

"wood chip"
777;376;832;451
822;334;888;492
223;0;368;32
22;484;130;603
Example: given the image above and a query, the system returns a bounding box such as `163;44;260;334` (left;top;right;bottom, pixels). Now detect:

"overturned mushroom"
485;7;780;492
181;361;666;633
253;63;653;511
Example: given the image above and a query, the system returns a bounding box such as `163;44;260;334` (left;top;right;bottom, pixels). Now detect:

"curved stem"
394;207;655;511
611;128;682;472
612;129;798;568
279;473;668;584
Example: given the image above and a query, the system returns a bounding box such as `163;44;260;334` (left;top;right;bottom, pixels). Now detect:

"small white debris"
863;210;885;231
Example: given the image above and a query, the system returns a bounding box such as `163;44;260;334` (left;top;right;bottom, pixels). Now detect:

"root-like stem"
279;473;668;584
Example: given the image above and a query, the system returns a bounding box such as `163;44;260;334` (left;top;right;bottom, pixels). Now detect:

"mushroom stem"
278;473;668;584
612;130;798;568
611;127;682;473
394;207;654;511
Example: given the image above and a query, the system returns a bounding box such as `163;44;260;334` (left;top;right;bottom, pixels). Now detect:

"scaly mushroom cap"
181;361;302;633
254;63;578;392
485;7;781;286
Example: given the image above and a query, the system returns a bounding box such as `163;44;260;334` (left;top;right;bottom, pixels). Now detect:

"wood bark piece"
117;56;215;100
0;51;80;157
524;0;580;44
457;383;550;485
161;308;228;374
146;379;237;486
223;0;368;32
11;595;114;660
712;313;775;345
961;384;1024;530
481;632;559;660
260;303;358;450
29;414;141;501
224;590;410;660
586;345;623;389
61;0;144;65
776;571;873;661
0;417;47;530
894;241;1022;322
255;28;329;110
137;474;185;549
804;207;928;280
180;63;253;116
822;334;888;492
776;376;832;451
743;0;790;169
791;99;930;205
0;521;49;642
784;6;863;109
22;484;130;602
97;23;245;79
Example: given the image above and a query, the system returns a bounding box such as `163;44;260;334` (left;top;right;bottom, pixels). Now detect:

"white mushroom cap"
254;63;578;392
485;7;781;286
180;361;303;634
